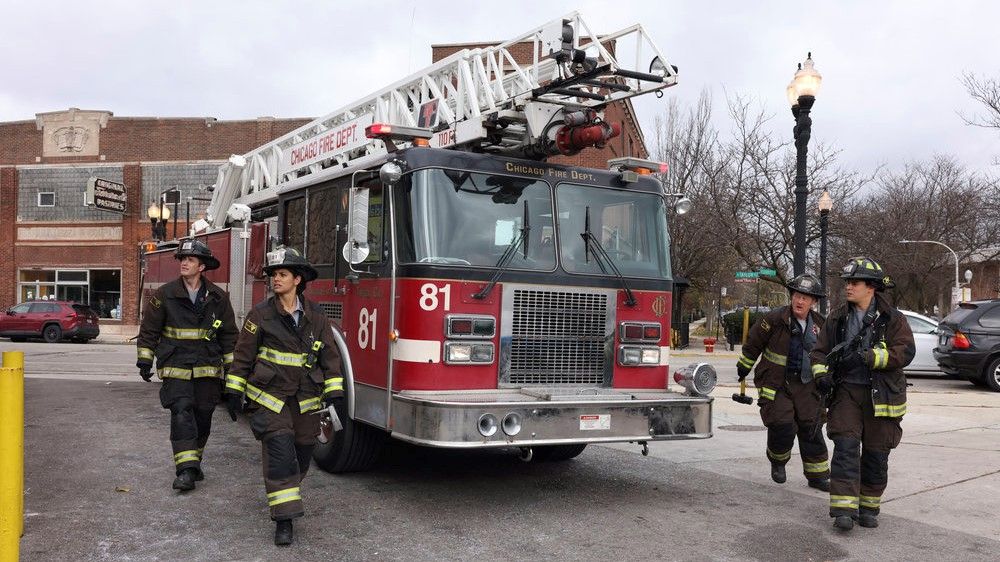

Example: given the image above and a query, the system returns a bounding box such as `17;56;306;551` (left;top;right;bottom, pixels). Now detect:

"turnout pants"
758;378;830;482
827;383;903;518
159;378;223;476
249;401;321;521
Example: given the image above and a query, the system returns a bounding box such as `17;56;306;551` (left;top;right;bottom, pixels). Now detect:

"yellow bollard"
0;350;25;561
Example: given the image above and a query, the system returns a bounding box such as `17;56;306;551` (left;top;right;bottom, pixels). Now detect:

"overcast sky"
4;1;998;175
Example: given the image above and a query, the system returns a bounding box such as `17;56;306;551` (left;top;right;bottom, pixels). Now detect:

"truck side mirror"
342;185;371;265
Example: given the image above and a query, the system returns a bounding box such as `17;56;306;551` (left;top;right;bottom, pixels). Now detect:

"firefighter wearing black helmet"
736;273;830;491
136;239;238;492
225;247;343;546
810;257;914;531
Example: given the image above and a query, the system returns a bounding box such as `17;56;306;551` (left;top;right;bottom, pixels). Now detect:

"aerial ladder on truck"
181;12;717;473
204;11;678;228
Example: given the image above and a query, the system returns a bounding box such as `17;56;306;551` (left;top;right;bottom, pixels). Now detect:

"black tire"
531;443;587;462
42;324;62;343
313;402;387;473
983;357;1000;392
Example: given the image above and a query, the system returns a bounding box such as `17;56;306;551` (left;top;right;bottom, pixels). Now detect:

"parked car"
933;300;1000;392
900;310;943;373
0;301;100;343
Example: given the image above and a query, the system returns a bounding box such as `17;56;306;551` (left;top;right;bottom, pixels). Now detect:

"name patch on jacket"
243;319;258;335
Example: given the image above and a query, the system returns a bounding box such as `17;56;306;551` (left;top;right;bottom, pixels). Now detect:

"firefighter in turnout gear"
136;239;238;492
737;273;830;491
225;247;343;546
810;257;914;531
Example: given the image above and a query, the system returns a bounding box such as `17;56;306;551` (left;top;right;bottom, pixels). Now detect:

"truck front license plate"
580;414;610;431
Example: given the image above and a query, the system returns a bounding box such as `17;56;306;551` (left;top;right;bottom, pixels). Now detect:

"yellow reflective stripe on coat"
759;386;777;401
163;326;211;340
159;366;222;379
766;447;791;462
173;450;200;465
225;374;247;393
323;377;344;393
299;397;322;413
245;383;285;413
737;354;755;369
830;495;859;510
257;346;308;367
860;495;881;509
812;363;828;376
762;348;787;366
137;347;154;361
267;487;302;507
803;460;830;474
223;352;234;365
874;402;907;417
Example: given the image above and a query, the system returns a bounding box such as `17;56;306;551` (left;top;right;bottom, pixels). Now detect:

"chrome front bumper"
389;389;712;448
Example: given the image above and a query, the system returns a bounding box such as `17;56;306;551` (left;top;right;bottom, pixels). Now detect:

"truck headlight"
618;345;660;366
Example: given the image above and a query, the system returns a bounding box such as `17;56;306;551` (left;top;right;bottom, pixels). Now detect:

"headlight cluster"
618;345;661;366
444;315;496;365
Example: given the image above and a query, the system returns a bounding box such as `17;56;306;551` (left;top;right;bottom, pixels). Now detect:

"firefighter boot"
858;512;878;528
833;515;854;531
274;520;294;546
808;478;830;492
770;462;787;484
172;468;197;492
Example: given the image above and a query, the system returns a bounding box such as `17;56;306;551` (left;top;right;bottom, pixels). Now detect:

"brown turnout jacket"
738;306;825;401
809;294;914;418
136;276;237;379
225;296;343;414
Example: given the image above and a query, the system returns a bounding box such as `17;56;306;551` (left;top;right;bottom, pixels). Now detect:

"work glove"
137;361;154;382
736;364;751;382
225;393;243;422
815;373;834;396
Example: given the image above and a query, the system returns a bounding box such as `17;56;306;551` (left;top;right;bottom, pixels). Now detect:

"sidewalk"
674;334;741;358
94;323;138;344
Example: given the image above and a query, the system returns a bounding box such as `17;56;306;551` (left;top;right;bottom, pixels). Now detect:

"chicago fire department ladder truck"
143;12;717;472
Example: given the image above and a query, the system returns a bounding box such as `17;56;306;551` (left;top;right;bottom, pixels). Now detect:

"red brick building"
0;108;310;330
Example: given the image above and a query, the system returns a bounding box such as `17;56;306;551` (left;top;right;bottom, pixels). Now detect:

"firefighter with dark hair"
224;247;343;546
810;257;914;531
737;273;830;491
136;239;238;492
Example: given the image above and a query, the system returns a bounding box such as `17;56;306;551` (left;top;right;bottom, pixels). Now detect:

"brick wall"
0;167;17;307
18;166;124;222
141;162;221;225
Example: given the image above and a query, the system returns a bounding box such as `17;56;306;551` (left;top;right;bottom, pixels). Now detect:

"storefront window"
17;268;122;318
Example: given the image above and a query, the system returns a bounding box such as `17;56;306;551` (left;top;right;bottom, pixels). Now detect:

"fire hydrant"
703;337;717;353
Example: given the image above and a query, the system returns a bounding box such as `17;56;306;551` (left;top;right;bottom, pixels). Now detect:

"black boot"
833;515;854;530
770;462;786;484
858;513;879;528
172;468;197;492
807;478;830;492
274;520;294;546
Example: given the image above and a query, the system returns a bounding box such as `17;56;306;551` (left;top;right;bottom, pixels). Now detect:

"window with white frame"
38;192;55;207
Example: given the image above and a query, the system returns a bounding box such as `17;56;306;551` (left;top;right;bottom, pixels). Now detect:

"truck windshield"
556;183;671;279
396;169;556;269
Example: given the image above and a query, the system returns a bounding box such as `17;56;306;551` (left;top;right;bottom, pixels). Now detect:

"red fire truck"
141;12;716;472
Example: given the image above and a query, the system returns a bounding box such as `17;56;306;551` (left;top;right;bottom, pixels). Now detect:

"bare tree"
960;71;1000;130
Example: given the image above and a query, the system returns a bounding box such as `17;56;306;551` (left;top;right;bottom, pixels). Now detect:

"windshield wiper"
473;200;530;300
581;206;637;307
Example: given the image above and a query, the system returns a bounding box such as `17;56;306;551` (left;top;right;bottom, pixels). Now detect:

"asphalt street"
5;340;1000;561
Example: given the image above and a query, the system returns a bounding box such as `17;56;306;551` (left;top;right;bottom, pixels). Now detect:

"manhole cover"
717;424;766;432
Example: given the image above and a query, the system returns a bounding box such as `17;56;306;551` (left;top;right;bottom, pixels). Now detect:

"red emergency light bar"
364;123;434;142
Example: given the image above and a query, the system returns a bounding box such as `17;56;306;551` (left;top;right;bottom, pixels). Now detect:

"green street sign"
757;267;777;276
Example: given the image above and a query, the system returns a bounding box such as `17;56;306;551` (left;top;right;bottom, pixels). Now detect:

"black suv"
934;300;1000;392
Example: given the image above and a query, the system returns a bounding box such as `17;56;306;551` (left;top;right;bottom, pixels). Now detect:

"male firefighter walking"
136;239;238;491
810;257;914;531
737;274;830;491
225;247;343;546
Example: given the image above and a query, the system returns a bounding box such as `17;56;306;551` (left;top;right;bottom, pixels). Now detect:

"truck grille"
507;288;610;386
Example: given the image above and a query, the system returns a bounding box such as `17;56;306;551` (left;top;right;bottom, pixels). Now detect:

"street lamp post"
786;53;822;276
818;190;833;314
147;201;171;241
899;239;961;310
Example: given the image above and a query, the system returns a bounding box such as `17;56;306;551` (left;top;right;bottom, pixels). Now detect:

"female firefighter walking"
224;247;343;546
736;274;830;491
